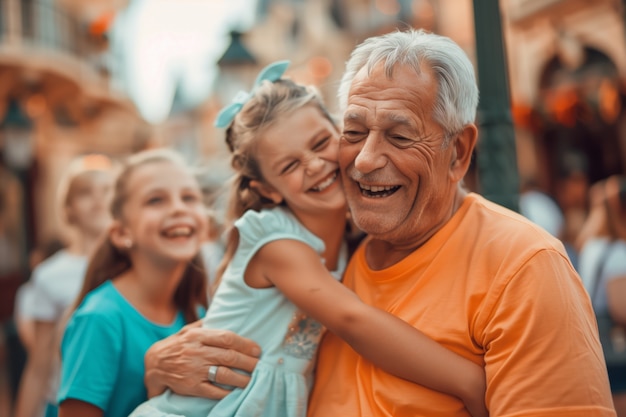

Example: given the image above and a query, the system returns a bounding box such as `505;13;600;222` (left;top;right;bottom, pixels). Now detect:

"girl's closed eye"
313;136;330;150
280;160;299;175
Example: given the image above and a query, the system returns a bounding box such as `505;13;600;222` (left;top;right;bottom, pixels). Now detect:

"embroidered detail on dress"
283;310;324;360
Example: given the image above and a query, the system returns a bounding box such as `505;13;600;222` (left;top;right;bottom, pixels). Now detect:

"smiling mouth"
162;225;194;238
358;182;400;198
310;171;338;192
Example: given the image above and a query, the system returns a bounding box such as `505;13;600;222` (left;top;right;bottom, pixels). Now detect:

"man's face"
339;62;459;247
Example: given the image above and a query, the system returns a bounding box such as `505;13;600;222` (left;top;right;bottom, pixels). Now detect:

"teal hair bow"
214;60;290;128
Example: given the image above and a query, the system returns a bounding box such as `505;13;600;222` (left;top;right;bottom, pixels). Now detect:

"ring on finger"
208;365;219;383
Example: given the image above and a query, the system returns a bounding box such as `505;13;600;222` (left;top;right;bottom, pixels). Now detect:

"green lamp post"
1;98;35;268
216;31;258;107
473;0;520;212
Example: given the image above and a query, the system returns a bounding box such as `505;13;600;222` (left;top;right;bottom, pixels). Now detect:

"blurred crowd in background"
2;0;626;415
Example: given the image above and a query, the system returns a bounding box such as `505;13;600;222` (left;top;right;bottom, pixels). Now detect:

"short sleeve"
14;282;35;321
27;267;59;321
235;207;325;256
58;310;123;410
481;249;613;415
604;242;626;283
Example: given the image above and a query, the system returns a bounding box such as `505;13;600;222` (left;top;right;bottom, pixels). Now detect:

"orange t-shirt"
308;193;615;417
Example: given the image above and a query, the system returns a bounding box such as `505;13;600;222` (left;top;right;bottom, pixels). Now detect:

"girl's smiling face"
115;160;208;264
65;170;114;238
253;104;346;224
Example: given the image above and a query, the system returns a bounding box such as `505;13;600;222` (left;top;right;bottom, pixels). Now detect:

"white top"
25;250;88;321
200;240;225;287
519;190;564;238
14;281;36;322
578;237;626;314
21;249;88;404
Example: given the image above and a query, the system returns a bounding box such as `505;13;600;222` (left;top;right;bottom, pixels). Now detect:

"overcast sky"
113;0;258;124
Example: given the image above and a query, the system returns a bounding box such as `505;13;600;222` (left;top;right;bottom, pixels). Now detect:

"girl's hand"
144;321;261;399
464;395;488;417
459;374;488;417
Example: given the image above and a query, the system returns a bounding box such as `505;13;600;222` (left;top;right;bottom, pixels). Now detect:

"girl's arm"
59;399;103;417
14;320;56;417
250;239;486;417
606;276;626;325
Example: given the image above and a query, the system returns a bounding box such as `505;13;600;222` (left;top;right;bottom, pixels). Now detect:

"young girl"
14;154;115;417
131;61;487;417
57;149;209;417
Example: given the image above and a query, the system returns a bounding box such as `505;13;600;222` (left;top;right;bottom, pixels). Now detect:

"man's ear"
449;123;478;182
249;180;284;205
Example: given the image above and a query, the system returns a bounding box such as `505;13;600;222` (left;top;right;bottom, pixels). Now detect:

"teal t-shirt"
58;280;187;417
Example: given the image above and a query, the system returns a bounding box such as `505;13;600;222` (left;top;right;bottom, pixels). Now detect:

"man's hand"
144;321;261;399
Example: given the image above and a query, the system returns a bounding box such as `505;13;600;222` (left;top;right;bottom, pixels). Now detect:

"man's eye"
342;131;365;143
389;136;414;148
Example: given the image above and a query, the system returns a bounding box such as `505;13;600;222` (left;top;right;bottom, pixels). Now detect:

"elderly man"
145;29;615;416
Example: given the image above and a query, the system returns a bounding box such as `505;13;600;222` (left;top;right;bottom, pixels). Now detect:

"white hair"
338;29;479;137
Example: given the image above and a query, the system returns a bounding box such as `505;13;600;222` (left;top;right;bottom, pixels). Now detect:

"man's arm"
144;320;261;398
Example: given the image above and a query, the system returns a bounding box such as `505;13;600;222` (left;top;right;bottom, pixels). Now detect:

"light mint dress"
129;206;347;417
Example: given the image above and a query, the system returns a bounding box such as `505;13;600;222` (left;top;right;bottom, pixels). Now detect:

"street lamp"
2;99;35;171
216;30;258;107
473;0;520;212
1;98;35;268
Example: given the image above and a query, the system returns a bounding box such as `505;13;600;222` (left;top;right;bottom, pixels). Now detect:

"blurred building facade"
0;0;146;316
503;0;626;244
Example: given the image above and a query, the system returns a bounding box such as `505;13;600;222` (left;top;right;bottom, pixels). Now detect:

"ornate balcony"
0;0;136;125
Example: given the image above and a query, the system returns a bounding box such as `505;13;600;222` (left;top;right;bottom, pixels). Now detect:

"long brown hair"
575;175;626;251
212;78;337;294
603;175;626;240
72;148;208;323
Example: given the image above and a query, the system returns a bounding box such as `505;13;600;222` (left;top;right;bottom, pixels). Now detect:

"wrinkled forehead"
345;63;438;127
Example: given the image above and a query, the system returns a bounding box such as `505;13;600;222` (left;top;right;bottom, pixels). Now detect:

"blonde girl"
15;154;115;417
57;149;208;417
132;61;487;417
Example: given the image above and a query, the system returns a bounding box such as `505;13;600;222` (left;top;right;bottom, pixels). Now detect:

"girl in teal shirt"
58;149;209;417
